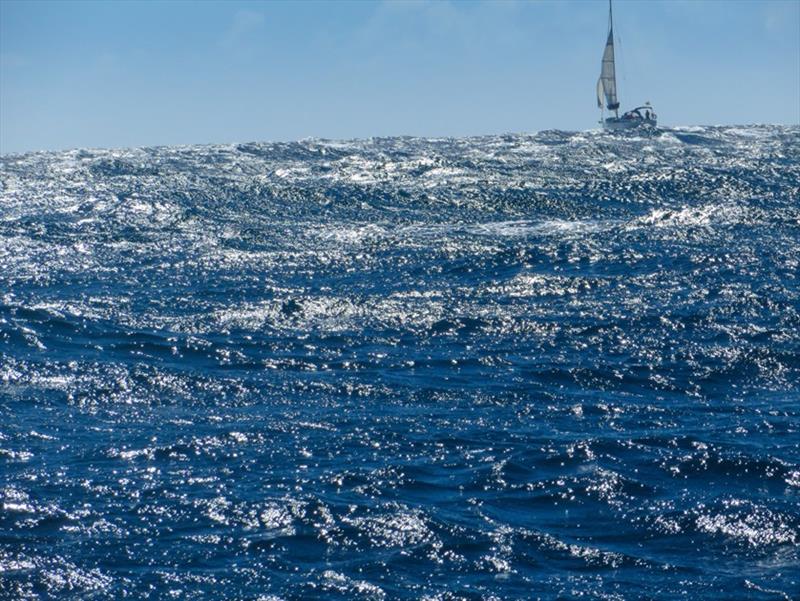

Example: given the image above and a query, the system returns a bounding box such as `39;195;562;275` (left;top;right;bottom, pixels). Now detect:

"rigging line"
617;29;628;104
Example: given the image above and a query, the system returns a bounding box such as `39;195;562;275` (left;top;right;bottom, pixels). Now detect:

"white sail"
596;77;604;109
599;31;618;111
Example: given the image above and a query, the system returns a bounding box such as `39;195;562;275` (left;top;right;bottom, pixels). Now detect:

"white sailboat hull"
603;116;657;130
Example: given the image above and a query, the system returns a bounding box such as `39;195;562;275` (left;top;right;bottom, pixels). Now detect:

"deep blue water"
1;125;799;600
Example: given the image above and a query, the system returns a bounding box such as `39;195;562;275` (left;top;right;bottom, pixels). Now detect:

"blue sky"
1;0;798;153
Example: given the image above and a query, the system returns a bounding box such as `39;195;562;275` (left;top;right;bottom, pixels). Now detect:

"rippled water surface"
1;126;799;600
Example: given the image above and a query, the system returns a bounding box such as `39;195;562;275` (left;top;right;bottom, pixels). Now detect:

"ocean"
1;125;798;600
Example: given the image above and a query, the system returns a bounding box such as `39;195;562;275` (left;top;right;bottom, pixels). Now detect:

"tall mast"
609;0;618;118
609;0;613;36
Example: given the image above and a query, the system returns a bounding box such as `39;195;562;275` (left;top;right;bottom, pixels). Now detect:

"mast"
609;0;613;38
608;0;618;118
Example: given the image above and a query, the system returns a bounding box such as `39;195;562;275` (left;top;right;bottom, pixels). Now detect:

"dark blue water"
1;125;799;600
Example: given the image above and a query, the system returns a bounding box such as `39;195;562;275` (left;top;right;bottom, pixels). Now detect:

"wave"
1;124;798;600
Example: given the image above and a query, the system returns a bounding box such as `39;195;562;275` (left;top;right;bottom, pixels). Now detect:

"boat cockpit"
621;104;657;122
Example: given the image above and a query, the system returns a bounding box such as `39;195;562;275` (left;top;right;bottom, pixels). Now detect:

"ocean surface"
1;125;799;600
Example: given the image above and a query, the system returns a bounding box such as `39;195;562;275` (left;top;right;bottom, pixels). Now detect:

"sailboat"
597;0;657;130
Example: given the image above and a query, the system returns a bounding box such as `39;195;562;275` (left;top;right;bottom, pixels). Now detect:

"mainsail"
597;1;619;112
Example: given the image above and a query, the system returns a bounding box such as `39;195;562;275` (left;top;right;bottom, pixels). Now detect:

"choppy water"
1;125;799;600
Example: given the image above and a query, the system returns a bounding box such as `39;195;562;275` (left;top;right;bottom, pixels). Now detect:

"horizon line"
2;122;798;158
